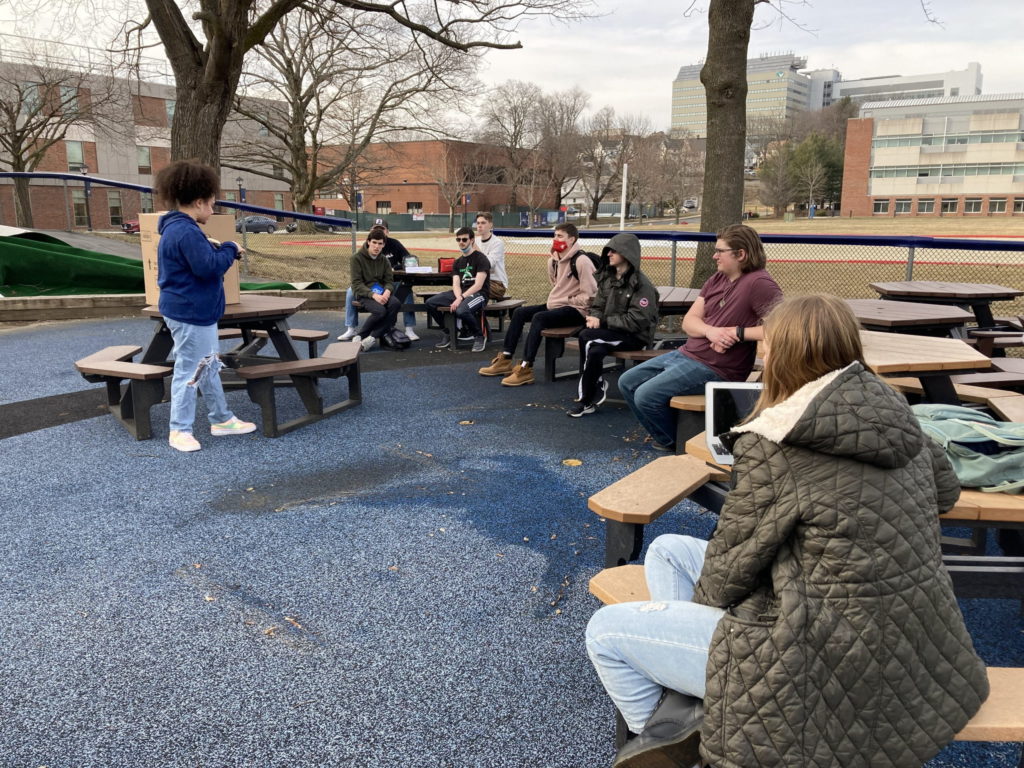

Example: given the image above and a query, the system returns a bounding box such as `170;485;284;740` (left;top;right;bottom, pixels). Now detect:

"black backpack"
569;250;604;281
380;328;412;350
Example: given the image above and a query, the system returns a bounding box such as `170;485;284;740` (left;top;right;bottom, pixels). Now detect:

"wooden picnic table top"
860;330;991;374
870;281;1023;302
142;294;307;321
846;298;974;329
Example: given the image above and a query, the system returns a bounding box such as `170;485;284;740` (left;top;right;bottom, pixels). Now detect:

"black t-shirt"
383;236;411;271
454;250;490;297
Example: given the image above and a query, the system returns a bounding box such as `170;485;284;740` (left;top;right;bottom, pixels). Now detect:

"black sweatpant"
576;327;645;404
503;304;583;364
357;294;401;339
426;291;487;337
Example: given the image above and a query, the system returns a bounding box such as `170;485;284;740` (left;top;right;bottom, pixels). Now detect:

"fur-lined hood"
732;361;923;470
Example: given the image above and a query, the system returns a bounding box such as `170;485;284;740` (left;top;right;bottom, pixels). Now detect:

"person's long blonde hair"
752;294;866;415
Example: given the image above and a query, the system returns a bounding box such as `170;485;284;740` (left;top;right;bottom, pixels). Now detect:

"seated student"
568;232;658;417
349;226;401;351
425;227;490;352
474;212;508;300
338;220;419;341
619;224;781;451
478;223;598;386
586;294;989;768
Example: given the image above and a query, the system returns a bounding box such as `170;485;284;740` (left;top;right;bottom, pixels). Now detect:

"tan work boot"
501;361;535;387
479;352;515;377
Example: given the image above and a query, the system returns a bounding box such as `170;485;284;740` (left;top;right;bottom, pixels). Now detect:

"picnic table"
656;286;701;316
870;281;1023;328
846;298;974;337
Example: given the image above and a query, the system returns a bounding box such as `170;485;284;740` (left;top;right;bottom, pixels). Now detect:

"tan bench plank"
253;328;329;342
589;564;650;605
235;356;354;379
75;345;142;366
957;667;1024;742
670;395;706;412
588;455;712;524
323;341;361;360
75;360;172;380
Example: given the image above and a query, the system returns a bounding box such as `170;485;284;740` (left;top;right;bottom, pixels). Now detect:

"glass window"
274;193;284;210
964;198;982;214
72;190;88;226
21;81;40;113
60;85;79;113
66;140;86;171
223;191;236;203
376;201;391;215
137;146;152;175
941;198;958;214
989;198;1007;213
894;199;911;215
141;192;154;213
873;199;890;214
1013;199;1024;214
406;202;423;214
272;164;284;179
918;199;935;213
107;190;123;226
165;99;176;125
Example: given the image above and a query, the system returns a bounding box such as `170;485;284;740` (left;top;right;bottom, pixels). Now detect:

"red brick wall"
841;118;873;217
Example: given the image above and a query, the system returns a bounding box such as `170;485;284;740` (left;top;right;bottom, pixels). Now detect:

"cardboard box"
141;213;241;306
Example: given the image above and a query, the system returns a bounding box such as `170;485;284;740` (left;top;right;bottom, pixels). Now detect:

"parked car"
285;220;345;234
235;215;279;234
121;219;140;234
682;198;699;210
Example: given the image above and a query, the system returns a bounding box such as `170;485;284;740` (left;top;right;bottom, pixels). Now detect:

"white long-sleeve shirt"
475;235;508;288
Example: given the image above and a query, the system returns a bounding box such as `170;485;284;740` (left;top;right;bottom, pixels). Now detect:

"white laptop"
704;381;764;465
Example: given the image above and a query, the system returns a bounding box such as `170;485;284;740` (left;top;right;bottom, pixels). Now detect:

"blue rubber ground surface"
0;313;1020;767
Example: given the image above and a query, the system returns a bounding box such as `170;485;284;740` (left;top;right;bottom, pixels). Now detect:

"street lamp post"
236;176;244;208
81;165;93;232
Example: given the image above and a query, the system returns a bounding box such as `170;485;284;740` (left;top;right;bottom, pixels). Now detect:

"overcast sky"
475;0;1024;128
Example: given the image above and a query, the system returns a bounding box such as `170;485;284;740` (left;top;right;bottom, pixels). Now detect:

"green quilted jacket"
693;362;989;768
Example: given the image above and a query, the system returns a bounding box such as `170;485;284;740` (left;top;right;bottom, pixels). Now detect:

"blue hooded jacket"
156;210;239;325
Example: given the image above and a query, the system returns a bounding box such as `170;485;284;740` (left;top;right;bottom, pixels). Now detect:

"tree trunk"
695;0;757;287
171;70;241;168
12;177;34;228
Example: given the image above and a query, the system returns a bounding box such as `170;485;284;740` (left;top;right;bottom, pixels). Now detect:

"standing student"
349;226;401;351
474;212;508;300
425;227;490;352
586;295;989;768
568;232;658;417
619;224;781;451
478;223;598;386
154;160;256;453
338;220;419;341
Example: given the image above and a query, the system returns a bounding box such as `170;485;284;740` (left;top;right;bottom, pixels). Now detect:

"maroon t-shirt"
681;269;782;381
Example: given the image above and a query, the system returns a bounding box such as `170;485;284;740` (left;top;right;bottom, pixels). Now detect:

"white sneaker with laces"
361;336;378;352
405;326;420;341
169;430;202;451
337;327;358;341
210;417;257;436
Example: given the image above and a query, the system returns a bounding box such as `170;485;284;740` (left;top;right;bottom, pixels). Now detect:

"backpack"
912;403;1024;493
569;250;604;281
380;328;412;350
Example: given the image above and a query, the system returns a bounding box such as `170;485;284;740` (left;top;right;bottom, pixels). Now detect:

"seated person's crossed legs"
426;291;487;349
618;351;721;451
356;294;401;350
479;304;583;386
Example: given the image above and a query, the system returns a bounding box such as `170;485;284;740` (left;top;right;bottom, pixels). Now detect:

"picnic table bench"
74;345;173;440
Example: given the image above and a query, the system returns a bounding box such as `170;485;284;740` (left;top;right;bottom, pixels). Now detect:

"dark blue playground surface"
1;310;1020;767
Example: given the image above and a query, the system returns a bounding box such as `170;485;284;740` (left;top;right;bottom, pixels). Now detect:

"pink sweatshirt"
546;241;598;316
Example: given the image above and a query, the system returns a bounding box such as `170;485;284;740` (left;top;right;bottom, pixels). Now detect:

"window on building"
107;190;123;226
872;199;890;214
950;87;959;97
137;146;152;175
964;198;982;214
223;191;236;203
60;85;79;113
141;192;154;214
893;199;911;215
274;193;284;210
21;82;40;113
257;115;269;137
165;99;176;125
72;190;88;227
989;198;1007;213
376;201;392;215
1014;199;1024;214
272;164;284;179
66;140;86;171
917;199;935;214
940;198;958;214
406;202;423;214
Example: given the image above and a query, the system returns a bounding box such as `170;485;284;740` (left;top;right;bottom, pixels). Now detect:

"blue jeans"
619;351;721;448
345;285;415;328
166;319;234;433
586;535;724;733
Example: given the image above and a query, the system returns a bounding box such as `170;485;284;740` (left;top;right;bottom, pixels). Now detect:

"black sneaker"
594;378;609;407
567;403;596;418
457;331;475;342
435;335;451;349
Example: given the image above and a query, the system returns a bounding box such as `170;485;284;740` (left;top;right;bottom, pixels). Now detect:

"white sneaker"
337;327;358;341
360;336;378;352
210;416;257;436
169;430;201;452
405;327;420;341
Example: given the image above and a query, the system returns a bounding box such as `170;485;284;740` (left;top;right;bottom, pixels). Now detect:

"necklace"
718;274;742;308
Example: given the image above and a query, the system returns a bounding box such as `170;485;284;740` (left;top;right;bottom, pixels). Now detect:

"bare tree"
626;131;666;221
0;51;122;226
221;5;473;223
577;107;646;224
478;79;543;210
534;86;589;209
756;142;797;217
746;113;792;168
422;140;488;232
660;134;705;223
122;0;589;169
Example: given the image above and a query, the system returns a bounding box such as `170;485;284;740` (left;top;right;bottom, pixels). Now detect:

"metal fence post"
905;245;916;281
670;239;678;285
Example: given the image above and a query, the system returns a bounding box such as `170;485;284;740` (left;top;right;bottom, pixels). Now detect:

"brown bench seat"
74;346;172;440
252;328;330;357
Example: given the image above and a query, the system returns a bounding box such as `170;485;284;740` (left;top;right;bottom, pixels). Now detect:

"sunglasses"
455;237;471;243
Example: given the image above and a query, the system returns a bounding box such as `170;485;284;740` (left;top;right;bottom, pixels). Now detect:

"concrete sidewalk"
1;312;1020;768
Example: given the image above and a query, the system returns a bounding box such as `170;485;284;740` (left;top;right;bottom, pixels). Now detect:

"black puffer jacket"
589;233;659;346
694;362;988;768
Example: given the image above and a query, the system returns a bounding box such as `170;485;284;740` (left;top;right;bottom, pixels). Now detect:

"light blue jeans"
619;351;722;448
585;535;724;733
166;318;234;434
345;285;415;328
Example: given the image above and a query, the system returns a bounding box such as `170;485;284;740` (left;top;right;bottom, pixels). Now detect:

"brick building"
841;93;1024;218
